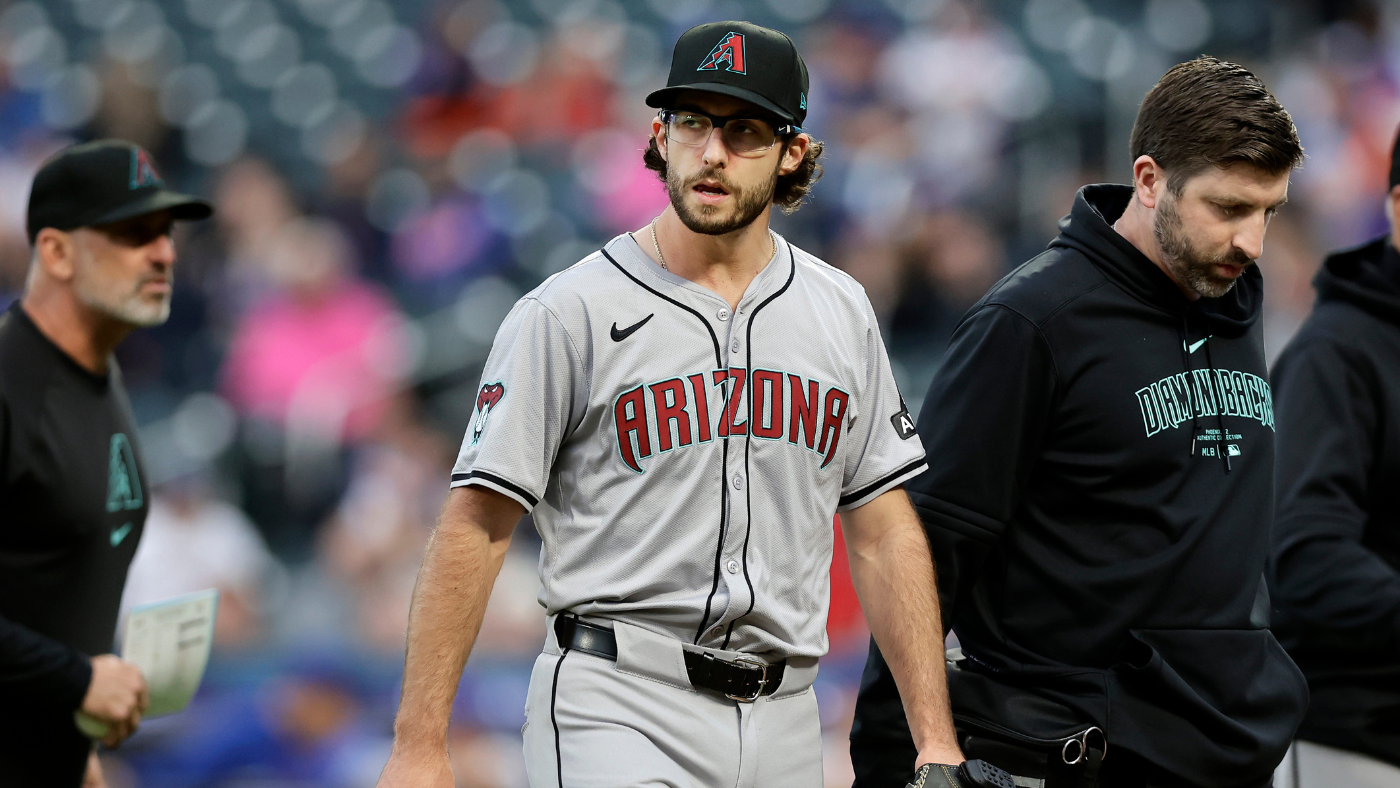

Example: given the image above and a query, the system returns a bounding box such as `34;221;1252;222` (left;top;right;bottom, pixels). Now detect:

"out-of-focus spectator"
121;477;278;650
222;218;408;558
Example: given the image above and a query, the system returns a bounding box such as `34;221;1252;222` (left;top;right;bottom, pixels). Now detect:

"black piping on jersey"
550;648;568;787
836;456;927;509
599;248;731;645
722;239;797;650
450;470;539;508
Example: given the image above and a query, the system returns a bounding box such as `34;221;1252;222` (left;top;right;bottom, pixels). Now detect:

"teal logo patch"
106;433;143;513
799;93;806;110
110;522;133;547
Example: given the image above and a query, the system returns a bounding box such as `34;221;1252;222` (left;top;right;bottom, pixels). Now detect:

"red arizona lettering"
615;385;651;472
687;373;712;443
751;370;784;439
817;388;849;468
649;378;692;452
712;369;748;437
788;374;818;449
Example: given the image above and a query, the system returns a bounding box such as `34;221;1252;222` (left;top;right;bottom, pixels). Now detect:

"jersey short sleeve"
835;300;927;511
451;297;586;511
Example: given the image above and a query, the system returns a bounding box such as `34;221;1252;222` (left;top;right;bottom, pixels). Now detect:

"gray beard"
75;276;172;327
1153;194;1252;299
666;162;778;236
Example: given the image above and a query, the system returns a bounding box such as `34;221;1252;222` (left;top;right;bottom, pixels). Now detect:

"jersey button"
730;339;740;353
726;559;739;574
732;473;744;490
717;307;730;321
710;626;723;638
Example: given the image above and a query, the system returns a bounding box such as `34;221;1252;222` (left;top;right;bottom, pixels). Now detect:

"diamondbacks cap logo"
129;147;163;190
471;382;505;445
106;433;143;512
697;31;746;74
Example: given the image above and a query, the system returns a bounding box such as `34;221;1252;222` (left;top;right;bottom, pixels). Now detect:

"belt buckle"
723;656;769;703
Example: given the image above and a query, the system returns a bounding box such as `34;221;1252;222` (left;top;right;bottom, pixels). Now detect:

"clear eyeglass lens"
667;112;777;154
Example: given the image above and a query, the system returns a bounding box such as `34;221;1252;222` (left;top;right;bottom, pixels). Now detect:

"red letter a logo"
697;32;745;74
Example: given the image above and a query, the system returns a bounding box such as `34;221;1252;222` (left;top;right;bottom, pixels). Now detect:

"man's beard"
1153;194;1253;299
666;160;779;236
74;267;172;327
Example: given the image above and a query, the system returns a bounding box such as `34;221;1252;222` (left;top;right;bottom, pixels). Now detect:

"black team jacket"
1270;236;1400;767
850;185;1307;788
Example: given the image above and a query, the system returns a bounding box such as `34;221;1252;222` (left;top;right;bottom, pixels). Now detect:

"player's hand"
375;747;454;788
908;763;965;788
82;751;107;788
80;654;148;747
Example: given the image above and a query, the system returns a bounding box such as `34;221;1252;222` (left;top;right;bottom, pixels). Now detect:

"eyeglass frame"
658;108;803;157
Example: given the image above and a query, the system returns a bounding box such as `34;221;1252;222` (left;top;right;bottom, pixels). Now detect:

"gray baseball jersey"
451;231;926;660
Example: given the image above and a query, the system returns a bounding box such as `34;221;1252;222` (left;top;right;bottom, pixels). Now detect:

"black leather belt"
553;615;785;701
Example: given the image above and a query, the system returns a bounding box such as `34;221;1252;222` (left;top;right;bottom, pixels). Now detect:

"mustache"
1205;247;1254;267
682;167;738;193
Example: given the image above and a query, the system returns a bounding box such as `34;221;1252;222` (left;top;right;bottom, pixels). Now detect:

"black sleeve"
907;305;1057;631
0;396;93;711
0;615;92;710
1270;337;1400;650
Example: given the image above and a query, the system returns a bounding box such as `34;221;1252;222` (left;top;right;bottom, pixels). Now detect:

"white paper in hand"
123;588;219;717
75;588;219;739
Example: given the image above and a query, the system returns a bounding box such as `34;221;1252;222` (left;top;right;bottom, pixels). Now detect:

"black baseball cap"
646;21;809;127
26;139;213;243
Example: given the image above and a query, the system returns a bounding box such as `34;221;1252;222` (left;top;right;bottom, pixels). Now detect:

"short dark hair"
1130;56;1303;193
642;130;824;214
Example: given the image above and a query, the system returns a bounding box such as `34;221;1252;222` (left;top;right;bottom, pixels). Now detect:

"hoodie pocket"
1112;627;1308;785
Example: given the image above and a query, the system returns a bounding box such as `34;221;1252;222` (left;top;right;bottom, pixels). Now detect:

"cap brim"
646;83;798;126
87;189;214;227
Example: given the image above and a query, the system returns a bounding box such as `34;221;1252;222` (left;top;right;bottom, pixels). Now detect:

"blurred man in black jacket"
1269;128;1400;787
0;140;210;788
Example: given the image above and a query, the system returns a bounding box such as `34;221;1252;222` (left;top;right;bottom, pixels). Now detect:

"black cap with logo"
26;139;213;243
646;21;809;128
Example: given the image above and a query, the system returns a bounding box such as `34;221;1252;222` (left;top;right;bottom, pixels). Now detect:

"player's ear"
652;115;669;164
778;133;809;177
34;228;77;282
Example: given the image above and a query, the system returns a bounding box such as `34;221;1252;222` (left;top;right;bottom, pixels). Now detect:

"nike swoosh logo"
610;314;654;342
110;522;133;547
1188;336;1211;354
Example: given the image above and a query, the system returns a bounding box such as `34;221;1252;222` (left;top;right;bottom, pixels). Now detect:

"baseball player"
377;21;970;788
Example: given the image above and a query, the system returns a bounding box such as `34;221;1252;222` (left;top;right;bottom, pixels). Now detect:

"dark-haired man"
851;57;1308;788
0;139;212;788
378;21;961;788
1268;129;1400;787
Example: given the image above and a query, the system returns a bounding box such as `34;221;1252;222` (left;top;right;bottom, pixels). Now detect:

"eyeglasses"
661;109;801;156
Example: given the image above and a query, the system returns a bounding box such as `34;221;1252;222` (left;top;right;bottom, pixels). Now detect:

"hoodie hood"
1314;236;1400;326
1051;184;1263;339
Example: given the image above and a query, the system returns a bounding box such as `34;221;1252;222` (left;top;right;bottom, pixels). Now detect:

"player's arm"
377;486;523;787
844;487;963;770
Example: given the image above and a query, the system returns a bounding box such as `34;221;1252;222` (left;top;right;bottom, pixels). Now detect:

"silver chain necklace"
650;217;776;272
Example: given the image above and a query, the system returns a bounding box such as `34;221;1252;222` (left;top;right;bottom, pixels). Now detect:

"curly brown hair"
642;132;825;214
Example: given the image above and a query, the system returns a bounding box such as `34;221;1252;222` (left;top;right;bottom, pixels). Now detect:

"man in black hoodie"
1268;131;1400;787
850;57;1307;788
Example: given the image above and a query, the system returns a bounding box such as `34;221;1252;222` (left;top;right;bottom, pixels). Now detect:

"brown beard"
666;158;779;236
1153;193;1254;299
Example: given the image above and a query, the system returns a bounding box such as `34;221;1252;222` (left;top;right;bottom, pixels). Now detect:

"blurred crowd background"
0;0;1395;785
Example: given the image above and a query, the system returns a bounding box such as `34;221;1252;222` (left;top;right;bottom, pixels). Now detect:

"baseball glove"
907;760;1016;788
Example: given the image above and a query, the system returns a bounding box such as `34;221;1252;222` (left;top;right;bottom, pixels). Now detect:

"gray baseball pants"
522;617;824;788
1273;739;1400;788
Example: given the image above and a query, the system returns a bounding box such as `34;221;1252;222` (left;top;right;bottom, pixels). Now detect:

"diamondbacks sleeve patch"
471;382;505;445
890;400;917;440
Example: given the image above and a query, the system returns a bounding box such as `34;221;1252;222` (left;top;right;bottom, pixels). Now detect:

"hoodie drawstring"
1203;339;1232;472
1177;314;1201;458
1180;313;1231;474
